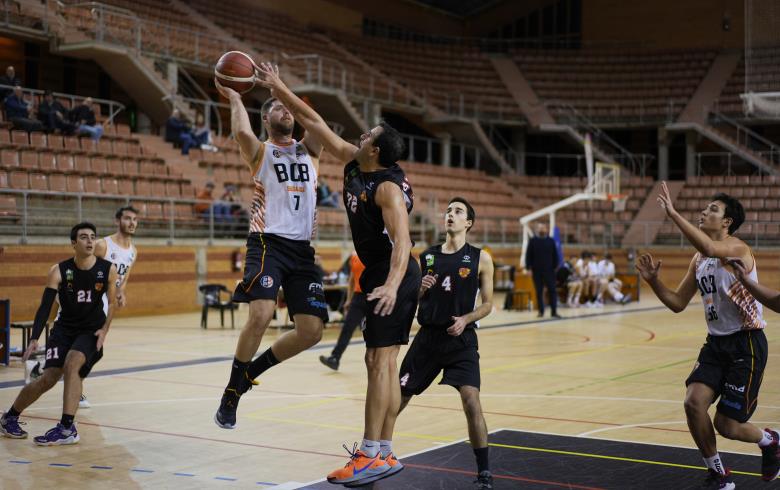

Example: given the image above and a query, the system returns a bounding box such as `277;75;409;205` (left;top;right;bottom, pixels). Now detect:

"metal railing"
0;83;125;125
522;152;655;177
708;110;780;167
61;2;233;66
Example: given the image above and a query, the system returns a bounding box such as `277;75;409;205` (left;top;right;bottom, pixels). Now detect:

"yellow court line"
244;414;456;443
244;396;346;416
489;442;761;477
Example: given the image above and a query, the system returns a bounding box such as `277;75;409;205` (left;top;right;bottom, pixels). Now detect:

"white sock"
360;439;380;458
380;439;392;457
704;453;726;475
759;429;777;448
614;292;624;302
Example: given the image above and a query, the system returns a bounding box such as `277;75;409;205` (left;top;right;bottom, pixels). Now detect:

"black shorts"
360;257;420;348
43;326;100;377
686;329;768;423
399;327;480;397
233;233;328;323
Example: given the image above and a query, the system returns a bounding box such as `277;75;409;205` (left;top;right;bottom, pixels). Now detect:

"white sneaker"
79;394;91;409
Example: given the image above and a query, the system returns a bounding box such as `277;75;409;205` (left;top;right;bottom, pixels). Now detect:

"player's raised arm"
215;79;262;172
659;182;750;261
255;62;358;163
636;253;698;313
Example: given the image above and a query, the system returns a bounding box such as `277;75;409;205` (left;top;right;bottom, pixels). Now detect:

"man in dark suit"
525;223;561;318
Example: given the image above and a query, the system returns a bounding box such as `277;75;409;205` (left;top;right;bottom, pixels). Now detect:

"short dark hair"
581;250;591;259
448;197;475;231
374;122;405;167
261;97;278;118
115;205;138;220
71;222;96;242
712;192;745;234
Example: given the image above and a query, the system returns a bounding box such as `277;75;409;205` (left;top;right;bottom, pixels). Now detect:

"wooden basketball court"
1;293;778;488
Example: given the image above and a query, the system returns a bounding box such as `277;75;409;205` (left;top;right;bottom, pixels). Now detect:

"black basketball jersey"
55;257;111;331
418;243;482;330
343;160;414;267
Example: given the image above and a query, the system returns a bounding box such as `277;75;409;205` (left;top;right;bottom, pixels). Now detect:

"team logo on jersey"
359;191;368;202
272;149;281;158
425;254;434;267
66;269;74;281
462;255;471;263
111;253;116;260
459;267;471;278
95;283;103;292
261;276;274;288
295;145;305;157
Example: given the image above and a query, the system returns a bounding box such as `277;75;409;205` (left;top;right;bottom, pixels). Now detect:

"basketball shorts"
399;327;480;397
43;326;101;377
686;329;767;423
360;256;421;348
233;233;328;323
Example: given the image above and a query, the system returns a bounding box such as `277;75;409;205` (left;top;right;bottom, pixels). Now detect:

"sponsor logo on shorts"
459;267;471;278
308;282;324;293
425;254;434;267
400;373;410;387
307;298;328;309
261;276;274;288
725;383;746;393
720;399;743;410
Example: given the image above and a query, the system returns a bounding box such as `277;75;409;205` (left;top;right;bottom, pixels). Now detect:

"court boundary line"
0;303;675;390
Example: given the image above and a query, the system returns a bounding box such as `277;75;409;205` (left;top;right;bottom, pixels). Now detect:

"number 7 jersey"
695;253;765;336
250;140;317;240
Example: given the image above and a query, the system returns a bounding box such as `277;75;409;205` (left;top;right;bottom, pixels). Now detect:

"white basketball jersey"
104;236;136;288
249;140;317;241
695;254;765;336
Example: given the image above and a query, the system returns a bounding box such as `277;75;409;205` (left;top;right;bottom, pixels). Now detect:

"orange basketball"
214;51;256;94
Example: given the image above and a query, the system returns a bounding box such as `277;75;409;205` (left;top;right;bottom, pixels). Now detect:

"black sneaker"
214;389;240;429
474;471;493;489
236;370;258;396
761;429;780;481
319;355;339;371
700;468;735;489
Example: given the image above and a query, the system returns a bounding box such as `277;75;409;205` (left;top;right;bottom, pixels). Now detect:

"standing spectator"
0;66;21;100
38;90;76;135
525;222;560;318
164;109;196;155
70;97;104;142
4;86;43;132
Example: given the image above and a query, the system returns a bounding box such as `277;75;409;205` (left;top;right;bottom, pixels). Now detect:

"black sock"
246;348;280;380
60;413;75;428
474;446;489;473
5;406;20;418
226;357;250;392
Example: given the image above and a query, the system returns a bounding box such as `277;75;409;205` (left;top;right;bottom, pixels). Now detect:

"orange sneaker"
343;451;404;487
327;443;390;485
382;452;404;476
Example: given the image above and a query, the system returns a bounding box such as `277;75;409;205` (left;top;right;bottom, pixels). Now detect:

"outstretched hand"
657;181;676;216
254;62;285;96
727;257;749;282
635;253;662;282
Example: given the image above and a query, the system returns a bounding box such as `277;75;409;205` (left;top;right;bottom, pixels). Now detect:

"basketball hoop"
608;194;628;212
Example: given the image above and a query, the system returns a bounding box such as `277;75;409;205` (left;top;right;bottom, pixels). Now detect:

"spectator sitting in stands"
0;65;21;100
193;112;217;152
317;179;340;208
194;182;231;223
38;90;76;135
165;109;196;155
221;184;246;221
70;97;103;141
4;86;43;132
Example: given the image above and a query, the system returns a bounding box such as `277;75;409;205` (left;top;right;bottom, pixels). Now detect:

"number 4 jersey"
55;257;112;332
418;243;482;330
695;254;765;336
250;140;317;240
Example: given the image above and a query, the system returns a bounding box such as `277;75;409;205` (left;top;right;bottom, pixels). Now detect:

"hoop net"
608;193;628;212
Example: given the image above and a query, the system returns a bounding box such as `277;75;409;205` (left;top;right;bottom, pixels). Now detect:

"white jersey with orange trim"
249;139;317;241
695;253;765;336
104;235;136;288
